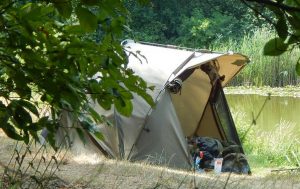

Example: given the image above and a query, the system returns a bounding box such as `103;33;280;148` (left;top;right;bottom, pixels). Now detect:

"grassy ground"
1;133;300;189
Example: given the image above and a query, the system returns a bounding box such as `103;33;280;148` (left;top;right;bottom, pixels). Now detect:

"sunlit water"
226;94;300;134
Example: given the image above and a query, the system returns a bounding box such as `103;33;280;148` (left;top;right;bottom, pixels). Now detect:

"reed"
211;28;300;87
232;110;300;169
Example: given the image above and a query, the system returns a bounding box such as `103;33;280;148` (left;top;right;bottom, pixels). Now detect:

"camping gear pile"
188;137;250;174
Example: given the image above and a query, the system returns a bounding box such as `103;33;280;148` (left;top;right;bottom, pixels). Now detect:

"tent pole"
139;41;213;53
86;131;114;159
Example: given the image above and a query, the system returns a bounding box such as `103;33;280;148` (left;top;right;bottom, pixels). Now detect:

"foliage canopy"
242;0;300;75
126;0;300;75
0;0;153;148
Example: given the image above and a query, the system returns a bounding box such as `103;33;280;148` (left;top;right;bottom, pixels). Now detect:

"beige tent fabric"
128;92;191;169
124;41;248;99
196;103;224;140
171;69;212;137
58;41;248;169
58;111;118;157
215;54;248;86
88;102;119;157
114;93;151;158
173;52;223;79
126;42;196;94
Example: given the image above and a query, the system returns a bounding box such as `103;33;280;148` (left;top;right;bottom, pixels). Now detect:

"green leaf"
97;95;112;110
119;89;133;99
275;17;288;39
89;79;101;93
88;107;103;123
14;105;32;127
27;117;49;132
16;85;31;99
263;37;288;56
75;6;98;32
93;131;104;140
18;100;39;117
76;128;87;144
38;116;49;125
65;25;87;34
27;123;42;132
45;119;58;133
52;0;72;18
2;123;23;141
13;72;31;99
45;132;58;151
80;0;99;6
148;86;155;91
287;30;300;44
114;97;133;117
29;130;40;143
137;90;154;107
137;0;150;6
0;102;9;124
23;130;30;144
8;101;32;128
41;94;53;103
21;3;54;21
80;120;93;132
296;61;300;76
287;14;300;30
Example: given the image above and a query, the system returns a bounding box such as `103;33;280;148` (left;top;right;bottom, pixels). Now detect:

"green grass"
211;28;300;87
232;110;300;170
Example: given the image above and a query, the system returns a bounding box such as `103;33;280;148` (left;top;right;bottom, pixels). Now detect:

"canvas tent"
59;40;249;169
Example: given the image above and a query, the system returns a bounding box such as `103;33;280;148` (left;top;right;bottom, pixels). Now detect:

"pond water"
226;94;300;134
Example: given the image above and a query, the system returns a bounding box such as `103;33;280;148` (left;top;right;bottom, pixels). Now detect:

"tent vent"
167;78;182;94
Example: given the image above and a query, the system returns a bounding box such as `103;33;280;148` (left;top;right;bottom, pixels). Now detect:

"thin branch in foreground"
245;0;300;12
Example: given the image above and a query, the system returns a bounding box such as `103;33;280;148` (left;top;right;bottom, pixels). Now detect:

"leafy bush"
0;0;153;146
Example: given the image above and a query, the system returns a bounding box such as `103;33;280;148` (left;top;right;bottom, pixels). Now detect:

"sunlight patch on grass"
72;153;103;165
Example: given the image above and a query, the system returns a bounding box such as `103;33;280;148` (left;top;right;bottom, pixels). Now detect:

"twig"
22;142;46;178
241;0;300;43
2;141;18;180
240;93;271;143
176;174;188;189
26;144;47;189
37;135;68;189
223;171;233;189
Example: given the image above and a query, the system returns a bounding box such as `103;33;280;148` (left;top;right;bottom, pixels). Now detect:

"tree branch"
241;0;275;25
245;0;300;12
241;0;300;44
0;1;15;15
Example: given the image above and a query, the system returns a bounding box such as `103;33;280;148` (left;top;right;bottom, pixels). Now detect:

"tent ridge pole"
138;41;213;53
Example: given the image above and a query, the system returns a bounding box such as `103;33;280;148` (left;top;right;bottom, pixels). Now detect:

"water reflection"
226;94;300;132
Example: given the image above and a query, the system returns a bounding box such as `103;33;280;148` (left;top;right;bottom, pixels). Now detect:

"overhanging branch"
244;0;300;12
